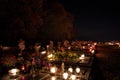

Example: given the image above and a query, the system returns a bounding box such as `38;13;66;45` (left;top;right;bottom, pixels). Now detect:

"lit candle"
75;67;80;73
9;68;20;76
82;46;85;49
63;72;68;80
79;54;85;60
68;67;73;73
47;45;49;51
51;76;56;80
48;54;53;58
41;51;46;54
21;65;25;71
11;69;17;75
70;74;76;80
50;66;57;74
81;54;85;58
68;46;71;50
94;42;97;45
91;50;95;54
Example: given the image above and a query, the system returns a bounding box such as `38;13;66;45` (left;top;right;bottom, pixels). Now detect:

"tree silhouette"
40;1;76;41
0;0;76;44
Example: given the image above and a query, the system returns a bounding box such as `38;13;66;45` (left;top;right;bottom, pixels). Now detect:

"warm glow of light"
75;67;80;73
21;65;25;71
63;72;69;79
41;51;46;54
88;44;90;46
81;54;85;57
50;66;57;74
51;76;56;80
91;50;95;54
79;54;85;60
47;45;49;49
68;67;73;73
2;46;10;50
70;74;76;80
89;49;92;52
48;54;53;58
108;42;113;45
94;42;97;45
9;68;20;76
82;46;85;49
68;46;71;50
47;53;55;60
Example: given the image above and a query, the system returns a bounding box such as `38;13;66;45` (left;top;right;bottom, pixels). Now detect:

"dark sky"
0;0;120;42
57;0;120;41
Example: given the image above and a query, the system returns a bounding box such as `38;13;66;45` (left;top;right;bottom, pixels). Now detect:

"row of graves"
0;39;96;80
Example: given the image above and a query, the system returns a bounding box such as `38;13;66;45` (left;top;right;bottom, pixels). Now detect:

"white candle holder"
63;72;69;80
8;68;20;79
51;76;57;80
68;67;73;73
50;66;57;74
70;74;76;80
75;67;80;74
79;54;85;60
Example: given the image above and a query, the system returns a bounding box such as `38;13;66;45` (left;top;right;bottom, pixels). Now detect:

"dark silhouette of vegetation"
40;1;75;41
0;0;76;45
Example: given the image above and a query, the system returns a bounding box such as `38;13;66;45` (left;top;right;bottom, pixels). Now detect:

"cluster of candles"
47;53;86;62
47;53;55;60
8;65;81;80
50;66;81;80
7;53;85;80
79;54;85;60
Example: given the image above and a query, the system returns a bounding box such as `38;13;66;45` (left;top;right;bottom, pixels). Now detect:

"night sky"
0;0;120;42
57;0;120;41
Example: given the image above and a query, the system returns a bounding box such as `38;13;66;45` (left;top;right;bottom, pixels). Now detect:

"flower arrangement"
1;54;17;67
60;51;78;58
54;51;79;61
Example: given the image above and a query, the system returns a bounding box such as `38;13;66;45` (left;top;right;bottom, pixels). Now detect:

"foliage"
0;0;43;42
0;0;76;42
1;54;17;67
55;51;79;59
41;2;76;40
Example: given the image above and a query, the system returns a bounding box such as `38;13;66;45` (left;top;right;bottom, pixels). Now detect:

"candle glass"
70;74;76;80
75;67;80;74
8;68;20;79
63;72;68;80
